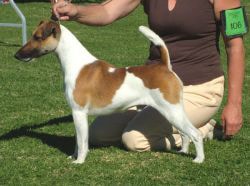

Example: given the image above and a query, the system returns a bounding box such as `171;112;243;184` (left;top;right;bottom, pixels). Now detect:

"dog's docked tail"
139;26;172;71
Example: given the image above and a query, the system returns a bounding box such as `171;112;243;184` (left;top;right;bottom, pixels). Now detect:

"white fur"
51;25;204;164
56;25;97;109
139;26;172;71
108;67;116;73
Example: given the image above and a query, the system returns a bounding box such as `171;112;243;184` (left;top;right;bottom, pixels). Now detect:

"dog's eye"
33;35;42;41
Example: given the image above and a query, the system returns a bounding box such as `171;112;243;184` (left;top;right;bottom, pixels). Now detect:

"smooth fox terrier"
15;20;204;164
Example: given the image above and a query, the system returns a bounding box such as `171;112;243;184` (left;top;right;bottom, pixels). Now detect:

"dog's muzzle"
14;51;32;62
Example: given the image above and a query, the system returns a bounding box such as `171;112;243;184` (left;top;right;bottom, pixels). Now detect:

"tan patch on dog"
73;60;126;108
128;63;181;104
160;46;169;66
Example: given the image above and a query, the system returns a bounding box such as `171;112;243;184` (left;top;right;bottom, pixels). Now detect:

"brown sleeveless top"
142;0;223;85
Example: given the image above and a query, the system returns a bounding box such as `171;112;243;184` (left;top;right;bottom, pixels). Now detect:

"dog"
14;20;204;164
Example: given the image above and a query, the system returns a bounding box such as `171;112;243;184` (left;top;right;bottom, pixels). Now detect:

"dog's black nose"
14;51;32;62
14;52;21;60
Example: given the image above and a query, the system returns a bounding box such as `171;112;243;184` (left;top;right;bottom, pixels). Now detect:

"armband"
220;7;249;38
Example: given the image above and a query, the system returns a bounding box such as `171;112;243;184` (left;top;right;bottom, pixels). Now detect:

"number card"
220;7;249;38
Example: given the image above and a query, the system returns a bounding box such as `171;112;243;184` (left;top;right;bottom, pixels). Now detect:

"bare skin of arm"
51;0;141;26
212;0;245;137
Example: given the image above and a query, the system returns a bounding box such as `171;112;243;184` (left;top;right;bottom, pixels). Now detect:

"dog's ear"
39;20;45;26
42;22;59;39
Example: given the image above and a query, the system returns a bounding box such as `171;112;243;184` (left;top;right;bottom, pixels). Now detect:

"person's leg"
122;106;175;151
89;109;138;147
122;76;224;151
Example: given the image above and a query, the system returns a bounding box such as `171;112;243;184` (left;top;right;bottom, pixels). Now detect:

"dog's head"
15;20;61;62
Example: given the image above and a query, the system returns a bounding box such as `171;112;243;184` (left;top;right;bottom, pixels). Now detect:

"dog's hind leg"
71;110;89;164
178;131;190;154
153;103;204;163
177;117;204;163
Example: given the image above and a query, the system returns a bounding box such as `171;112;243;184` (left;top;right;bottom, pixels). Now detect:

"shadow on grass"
0;115;75;155
0;114;225;161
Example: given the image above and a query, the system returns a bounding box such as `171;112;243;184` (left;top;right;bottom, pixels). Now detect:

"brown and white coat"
15;21;204;164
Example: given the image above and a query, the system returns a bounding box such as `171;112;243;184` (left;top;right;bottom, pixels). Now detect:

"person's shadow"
0;115;75;156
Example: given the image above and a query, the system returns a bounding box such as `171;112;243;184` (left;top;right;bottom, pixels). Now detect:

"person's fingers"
51;0;67;4
221;115;226;133
52;5;59;19
59;16;70;21
52;1;69;19
225;122;242;136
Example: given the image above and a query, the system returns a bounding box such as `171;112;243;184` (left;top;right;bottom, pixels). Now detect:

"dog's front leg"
71;110;89;164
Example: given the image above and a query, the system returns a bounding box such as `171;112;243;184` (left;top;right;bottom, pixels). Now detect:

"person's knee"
122;130;150;152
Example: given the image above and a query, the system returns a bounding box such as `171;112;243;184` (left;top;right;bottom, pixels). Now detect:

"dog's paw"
72;159;85;164
178;149;189;154
193;157;204;164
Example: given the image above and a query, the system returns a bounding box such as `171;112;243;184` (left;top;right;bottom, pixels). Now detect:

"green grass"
0;2;250;185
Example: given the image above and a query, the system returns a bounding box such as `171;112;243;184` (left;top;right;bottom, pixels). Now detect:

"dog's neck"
55;25;97;86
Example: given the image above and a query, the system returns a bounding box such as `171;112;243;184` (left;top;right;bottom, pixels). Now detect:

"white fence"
0;0;27;45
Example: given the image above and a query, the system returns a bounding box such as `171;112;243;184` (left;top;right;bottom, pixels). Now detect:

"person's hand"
221;102;243;138
51;0;71;4
51;0;77;21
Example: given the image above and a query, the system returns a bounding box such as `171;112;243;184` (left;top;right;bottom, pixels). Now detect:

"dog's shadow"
0;115;75;155
0;115;223;160
0;114;179;158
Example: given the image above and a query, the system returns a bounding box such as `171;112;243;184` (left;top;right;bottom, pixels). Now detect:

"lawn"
0;1;249;185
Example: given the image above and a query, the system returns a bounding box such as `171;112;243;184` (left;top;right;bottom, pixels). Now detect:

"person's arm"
51;0;141;26
213;0;245;137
